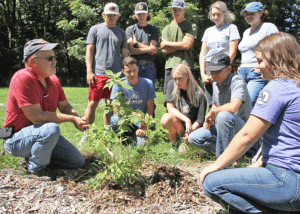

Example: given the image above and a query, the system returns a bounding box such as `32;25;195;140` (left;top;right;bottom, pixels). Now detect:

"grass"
0;87;216;170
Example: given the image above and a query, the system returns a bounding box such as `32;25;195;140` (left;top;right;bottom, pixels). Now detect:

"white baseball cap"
104;2;119;15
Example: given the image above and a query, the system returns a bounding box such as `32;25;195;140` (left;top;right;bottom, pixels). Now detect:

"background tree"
0;0;299;87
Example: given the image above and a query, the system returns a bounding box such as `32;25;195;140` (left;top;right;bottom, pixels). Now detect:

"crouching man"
109;57;156;145
3;39;88;174
188;53;252;156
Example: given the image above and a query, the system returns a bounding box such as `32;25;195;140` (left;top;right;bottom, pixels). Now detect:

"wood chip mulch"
0;159;224;213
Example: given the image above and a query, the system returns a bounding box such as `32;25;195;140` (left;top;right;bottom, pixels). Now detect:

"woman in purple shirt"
200;32;300;213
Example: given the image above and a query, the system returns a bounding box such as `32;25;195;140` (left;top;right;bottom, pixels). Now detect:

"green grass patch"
0;86;215;173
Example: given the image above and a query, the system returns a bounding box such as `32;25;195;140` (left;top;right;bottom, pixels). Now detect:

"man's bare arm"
122;48;128;60
204;98;243;129
160;36;195;50
128;38;158;55
85;44;96;86
21;103;88;131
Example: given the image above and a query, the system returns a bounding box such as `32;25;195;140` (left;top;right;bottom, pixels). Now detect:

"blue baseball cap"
23;39;59;61
172;0;186;9
240;2;264;16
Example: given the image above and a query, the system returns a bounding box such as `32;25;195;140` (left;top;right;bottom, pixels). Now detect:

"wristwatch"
134;41;138;48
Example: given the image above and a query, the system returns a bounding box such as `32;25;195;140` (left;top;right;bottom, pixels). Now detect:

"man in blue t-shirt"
110;57;156;145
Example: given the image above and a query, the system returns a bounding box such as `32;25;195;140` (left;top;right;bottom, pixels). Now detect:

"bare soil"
0;157;224;213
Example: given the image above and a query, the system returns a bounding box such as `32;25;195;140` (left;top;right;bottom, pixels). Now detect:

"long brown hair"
255;32;300;85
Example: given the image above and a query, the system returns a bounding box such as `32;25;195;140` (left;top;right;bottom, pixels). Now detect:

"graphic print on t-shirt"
256;89;271;106
208;42;221;49
130;92;142;104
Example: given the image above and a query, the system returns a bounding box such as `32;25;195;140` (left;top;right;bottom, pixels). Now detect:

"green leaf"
105;70;114;76
129;115;142;124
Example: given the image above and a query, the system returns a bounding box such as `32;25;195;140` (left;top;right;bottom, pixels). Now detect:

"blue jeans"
3;123;84;173
203;164;300;213
238;67;267;154
188;111;245;157
238;67;268;107
110;114;145;146
138;62;156;118
138;62;156;86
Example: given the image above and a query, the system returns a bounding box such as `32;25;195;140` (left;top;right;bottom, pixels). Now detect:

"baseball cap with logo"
172;0;186;9
23;39;59;61
135;2;148;14
240;2;264;16
204;53;231;72
104;2;119;15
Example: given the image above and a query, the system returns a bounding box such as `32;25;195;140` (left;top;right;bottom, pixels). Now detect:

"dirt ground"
0;158;224;213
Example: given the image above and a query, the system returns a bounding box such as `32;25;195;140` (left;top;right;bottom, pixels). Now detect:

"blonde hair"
255;32;300;85
209;1;235;23
171;64;203;107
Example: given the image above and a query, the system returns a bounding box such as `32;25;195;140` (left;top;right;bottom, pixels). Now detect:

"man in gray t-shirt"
126;2;159;86
189;54;252;157
83;2;128;126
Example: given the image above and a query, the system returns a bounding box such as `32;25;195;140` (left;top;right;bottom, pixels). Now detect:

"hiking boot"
26;168;57;181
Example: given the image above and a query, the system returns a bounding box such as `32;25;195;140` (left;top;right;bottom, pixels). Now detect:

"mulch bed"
0;157;224;213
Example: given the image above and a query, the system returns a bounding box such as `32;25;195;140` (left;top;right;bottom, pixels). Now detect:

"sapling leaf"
105;70;113;76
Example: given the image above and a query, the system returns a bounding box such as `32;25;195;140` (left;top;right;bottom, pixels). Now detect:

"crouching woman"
160;64;207;150
201;32;300;213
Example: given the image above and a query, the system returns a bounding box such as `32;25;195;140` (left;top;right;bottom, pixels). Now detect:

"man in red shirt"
3;39;89;176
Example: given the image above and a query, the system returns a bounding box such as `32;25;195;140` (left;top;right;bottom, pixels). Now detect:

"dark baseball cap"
205;53;231;72
172;0;186;9
23;39;59;61
135;2;148;14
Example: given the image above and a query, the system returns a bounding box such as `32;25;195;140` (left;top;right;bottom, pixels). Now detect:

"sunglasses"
34;55;56;62
209;69;224;75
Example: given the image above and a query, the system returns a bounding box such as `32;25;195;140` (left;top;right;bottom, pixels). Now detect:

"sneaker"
78;134;87;147
18;157;29;170
178;143;189;153
169;142;179;153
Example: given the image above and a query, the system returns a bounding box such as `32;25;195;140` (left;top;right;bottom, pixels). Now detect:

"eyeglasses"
34;55;56;62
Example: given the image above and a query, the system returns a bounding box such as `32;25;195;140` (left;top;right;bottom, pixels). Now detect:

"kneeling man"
110;57;156;145
188;53;252;156
3;39;88;174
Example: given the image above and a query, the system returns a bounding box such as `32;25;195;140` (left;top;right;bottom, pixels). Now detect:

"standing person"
200;1;240;110
238;2;278;107
160;0;197;94
2;39;88;175
201;32;300;214
84;2;128;126
109;57;156;145
160;64;206;151
126;2;159;86
238;2;278;155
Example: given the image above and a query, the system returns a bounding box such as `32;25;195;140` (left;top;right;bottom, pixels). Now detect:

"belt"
138;60;153;66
